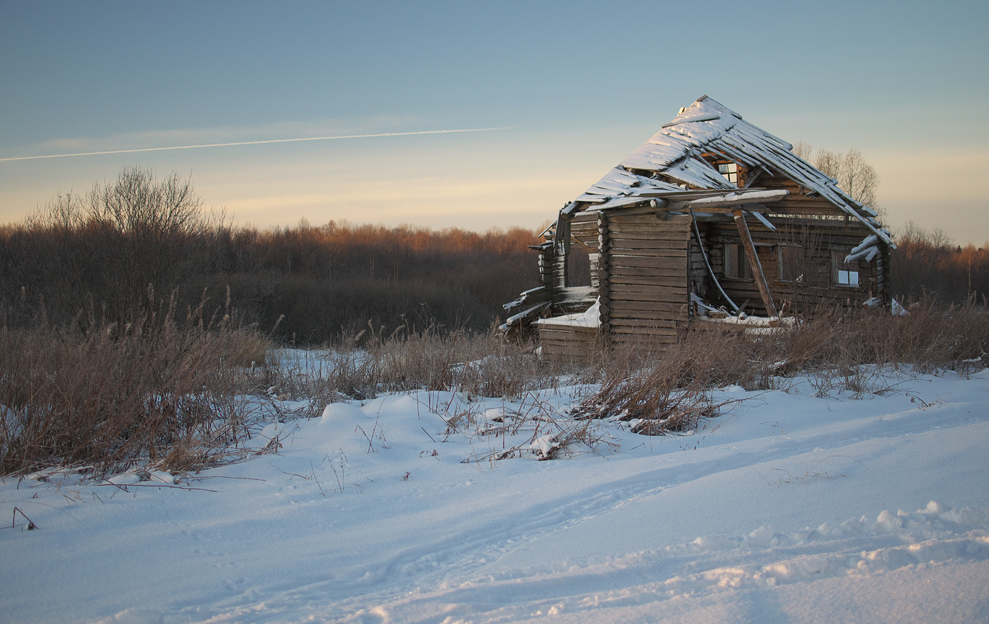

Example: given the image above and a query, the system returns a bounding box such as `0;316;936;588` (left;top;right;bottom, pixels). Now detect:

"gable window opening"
718;162;738;185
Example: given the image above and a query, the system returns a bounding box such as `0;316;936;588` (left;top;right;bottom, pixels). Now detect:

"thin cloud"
0;127;509;162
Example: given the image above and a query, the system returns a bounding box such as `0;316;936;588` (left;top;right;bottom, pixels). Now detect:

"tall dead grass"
5;295;985;474
580;299;989;434
0;295;270;476
264;324;550;410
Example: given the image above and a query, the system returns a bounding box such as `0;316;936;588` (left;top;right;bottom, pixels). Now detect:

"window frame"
832;249;861;288
724;242;752;281
775;244;803;283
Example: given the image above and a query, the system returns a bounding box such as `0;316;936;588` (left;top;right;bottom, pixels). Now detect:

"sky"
2;0;987;243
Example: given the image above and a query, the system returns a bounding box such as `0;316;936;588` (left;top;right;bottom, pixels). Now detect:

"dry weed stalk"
0;294;272;476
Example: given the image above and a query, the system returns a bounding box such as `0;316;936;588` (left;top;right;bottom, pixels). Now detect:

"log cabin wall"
701;215;882;315
760;171;888;309
688;221;712;303
603;211;691;351
505;96;896;349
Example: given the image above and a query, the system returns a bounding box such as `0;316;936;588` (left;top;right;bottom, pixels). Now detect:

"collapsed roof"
567;95;892;246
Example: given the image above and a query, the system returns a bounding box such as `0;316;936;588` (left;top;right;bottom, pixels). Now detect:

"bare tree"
27;167;221;324
794;143;881;215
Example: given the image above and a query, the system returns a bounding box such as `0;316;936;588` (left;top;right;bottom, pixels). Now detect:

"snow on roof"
572;96;892;246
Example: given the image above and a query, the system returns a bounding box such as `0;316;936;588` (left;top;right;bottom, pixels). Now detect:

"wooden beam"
732;208;778;317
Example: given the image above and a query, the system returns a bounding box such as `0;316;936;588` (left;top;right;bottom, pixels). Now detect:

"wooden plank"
604;232;691;244
608;275;687;288
604;318;679;329
608;289;689;304
609;266;685;279
610;282;688;295
608;222;692;234
592;205;665;217
607;241;689;254
539;333;597;344
609;300;688;315
608;309;684;323
609;331;679;343
607;255;689;270
610;285;687;297
539;331;598;343
608;235;690;248
609;325;679;337
610;333;676;345
607;214;665;225
610;215;692;226
606;249;689;260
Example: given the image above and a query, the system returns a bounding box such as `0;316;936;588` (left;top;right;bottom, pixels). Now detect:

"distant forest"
0;168;985;344
0;169;540;344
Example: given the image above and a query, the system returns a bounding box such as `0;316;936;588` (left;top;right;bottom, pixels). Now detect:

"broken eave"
585;187;788;214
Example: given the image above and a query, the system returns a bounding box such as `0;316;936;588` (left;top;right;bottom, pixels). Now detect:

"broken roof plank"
589;97;893;247
682;189;788;208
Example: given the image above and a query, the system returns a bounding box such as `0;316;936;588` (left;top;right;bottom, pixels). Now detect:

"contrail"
0;127;509;162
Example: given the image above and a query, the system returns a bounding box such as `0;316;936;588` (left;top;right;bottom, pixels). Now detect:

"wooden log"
607;223;692;235
607;242;690;254
607;256;689;271
609;300;687;314
607;275;687;288
609;266;686;279
611;282;687;295
608;325;679;337
605;318;679;329
733;209;777;317
611;301;687;321
610;282;688;295
608;289;690;304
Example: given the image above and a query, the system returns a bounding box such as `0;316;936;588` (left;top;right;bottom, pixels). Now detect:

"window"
718;162;738;185
837;268;859;286
832;250;860;287
776;245;803;282
724;243;751;279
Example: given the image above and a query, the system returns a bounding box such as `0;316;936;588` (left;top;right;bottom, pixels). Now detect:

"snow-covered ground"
3;365;989;623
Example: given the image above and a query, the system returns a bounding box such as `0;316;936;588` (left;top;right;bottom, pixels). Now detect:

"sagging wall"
691;216;887;316
566;205;888;353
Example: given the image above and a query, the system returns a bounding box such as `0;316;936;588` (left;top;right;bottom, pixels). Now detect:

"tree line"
891;222;989;305
1;167;984;346
0;168;540;343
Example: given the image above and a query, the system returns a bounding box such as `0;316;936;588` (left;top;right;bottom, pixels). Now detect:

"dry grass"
575;334;746;435
578;299;989;434
4;296;986;474
0;295;272;476
264;324;554;409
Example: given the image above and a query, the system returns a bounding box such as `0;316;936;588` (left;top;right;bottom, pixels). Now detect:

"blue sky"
2;1;987;243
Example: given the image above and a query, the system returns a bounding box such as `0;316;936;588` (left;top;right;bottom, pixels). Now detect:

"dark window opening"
776;245;803;282
724;243;752;280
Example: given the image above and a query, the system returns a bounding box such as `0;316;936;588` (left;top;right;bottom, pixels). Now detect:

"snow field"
1;367;988;623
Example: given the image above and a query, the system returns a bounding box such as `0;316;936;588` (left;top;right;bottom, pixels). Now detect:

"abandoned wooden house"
503;95;894;359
